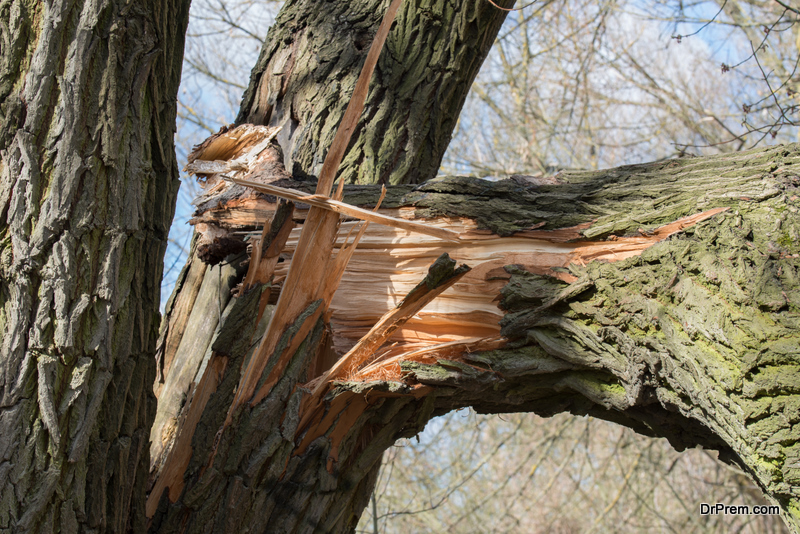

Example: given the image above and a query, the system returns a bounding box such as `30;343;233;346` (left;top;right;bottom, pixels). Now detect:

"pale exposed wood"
239;201;295;293
289;207;731;474
182;169;732;383
146;353;228;517
156;253;208;394
150;260;242;472
186;124;287;206
218;0;403;430
182;124;292;264
186;124;282;170
295;255;473;455
180;0;410;432
249;188;389;405
310;253;470;398
256;208;728;363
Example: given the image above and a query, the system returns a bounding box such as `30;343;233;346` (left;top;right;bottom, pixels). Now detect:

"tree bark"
148;1;800;532
153;131;800;532
0;1;189;532
5;1;797;534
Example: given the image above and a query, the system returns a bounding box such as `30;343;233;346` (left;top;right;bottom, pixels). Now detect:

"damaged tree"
152;125;800;532
2;1;800;534
149;2;800;533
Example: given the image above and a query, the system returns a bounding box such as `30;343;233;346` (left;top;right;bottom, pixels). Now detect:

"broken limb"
151;143;800;532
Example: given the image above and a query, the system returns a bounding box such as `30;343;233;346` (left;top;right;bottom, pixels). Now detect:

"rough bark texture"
0;1;189;532
153;142;800;533
144;1;800;532
236;0;513;185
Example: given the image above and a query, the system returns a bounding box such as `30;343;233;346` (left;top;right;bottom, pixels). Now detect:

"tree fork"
235;0;514;185
150;2;518;530
151;0;798;532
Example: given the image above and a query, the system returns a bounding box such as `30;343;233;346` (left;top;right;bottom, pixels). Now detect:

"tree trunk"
147;1;800;533
6;1;798;534
0;1;189;532
149;0;518;531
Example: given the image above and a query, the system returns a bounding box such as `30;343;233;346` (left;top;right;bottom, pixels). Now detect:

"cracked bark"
4;1;799;533
148;1;800;532
149;0;522;531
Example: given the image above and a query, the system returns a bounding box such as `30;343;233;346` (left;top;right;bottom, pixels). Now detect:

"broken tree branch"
310;253;471;398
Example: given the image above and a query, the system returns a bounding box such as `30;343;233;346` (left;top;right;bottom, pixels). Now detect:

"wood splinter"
309;253;471;400
221;175;462;242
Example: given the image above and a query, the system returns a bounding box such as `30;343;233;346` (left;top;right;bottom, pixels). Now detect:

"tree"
2;2;799;534
0;0;189;531
171;2;800;531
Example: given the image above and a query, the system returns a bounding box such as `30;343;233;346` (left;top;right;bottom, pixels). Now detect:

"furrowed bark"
152;143;800;533
0;1;189;531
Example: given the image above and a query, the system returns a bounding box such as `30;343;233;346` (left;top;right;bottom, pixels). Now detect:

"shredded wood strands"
291;261;513;475
353;335;506;382
186;124;281;166
293;256;498;473
182;123;294;264
217;0;405;431
239;200;295;294
311;253;470;398
260;207;729;361
184;127;280;176
250;186;389;405
185;123;285;199
159;0;406;483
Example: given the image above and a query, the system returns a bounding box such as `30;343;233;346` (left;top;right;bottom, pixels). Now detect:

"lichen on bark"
153;137;800;533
